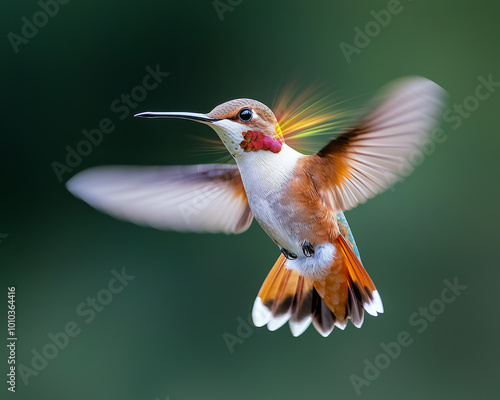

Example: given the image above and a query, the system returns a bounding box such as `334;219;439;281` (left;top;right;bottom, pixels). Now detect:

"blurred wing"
66;164;253;234
306;77;445;211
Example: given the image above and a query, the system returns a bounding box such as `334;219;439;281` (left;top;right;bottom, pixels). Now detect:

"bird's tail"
252;235;383;337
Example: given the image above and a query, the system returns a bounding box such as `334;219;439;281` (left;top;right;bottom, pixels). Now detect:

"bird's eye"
238;108;253;122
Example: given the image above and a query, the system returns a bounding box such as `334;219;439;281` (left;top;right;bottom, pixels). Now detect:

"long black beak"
134;111;220;123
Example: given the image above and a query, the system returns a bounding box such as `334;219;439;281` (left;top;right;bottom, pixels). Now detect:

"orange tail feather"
252;236;383;337
313;235;383;330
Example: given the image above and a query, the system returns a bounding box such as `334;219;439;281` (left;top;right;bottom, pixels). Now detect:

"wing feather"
306;77;446;211
66;164;253;234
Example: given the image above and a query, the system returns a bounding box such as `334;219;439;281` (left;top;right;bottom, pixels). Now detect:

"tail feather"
311;291;336;337
252;236;383;337
337;234;384;317
253;254;316;336
252;254;296;329
313;236;383;329
289;276;314;336
347;282;365;328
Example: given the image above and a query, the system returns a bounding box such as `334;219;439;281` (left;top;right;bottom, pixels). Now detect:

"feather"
302;77;446;211
66;164;253;234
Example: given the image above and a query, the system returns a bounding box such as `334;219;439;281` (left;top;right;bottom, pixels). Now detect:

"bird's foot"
281;248;298;260
302;241;315;257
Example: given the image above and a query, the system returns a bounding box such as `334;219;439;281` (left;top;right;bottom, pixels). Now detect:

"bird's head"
135;99;285;159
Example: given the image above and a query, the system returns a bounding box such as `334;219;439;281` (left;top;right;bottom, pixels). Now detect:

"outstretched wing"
66;164;253;234
304;77;445;211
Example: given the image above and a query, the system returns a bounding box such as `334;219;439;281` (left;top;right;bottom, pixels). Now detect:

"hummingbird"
67;77;444;337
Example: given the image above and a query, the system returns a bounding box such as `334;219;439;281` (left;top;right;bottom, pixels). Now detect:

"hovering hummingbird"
67;77;444;337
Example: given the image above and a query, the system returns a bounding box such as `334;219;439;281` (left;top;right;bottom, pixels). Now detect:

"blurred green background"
1;0;499;399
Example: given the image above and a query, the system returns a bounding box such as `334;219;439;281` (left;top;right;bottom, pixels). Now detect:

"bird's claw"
281;248;298;260
302;241;315;257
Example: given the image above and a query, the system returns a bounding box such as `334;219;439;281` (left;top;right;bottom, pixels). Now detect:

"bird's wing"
66;164;253;234
303;77;445;211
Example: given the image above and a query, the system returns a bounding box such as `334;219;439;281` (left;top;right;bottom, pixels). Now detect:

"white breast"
237;145;339;278
236;145;304;252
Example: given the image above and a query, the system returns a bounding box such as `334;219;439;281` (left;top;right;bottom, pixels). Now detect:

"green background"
2;0;499;399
